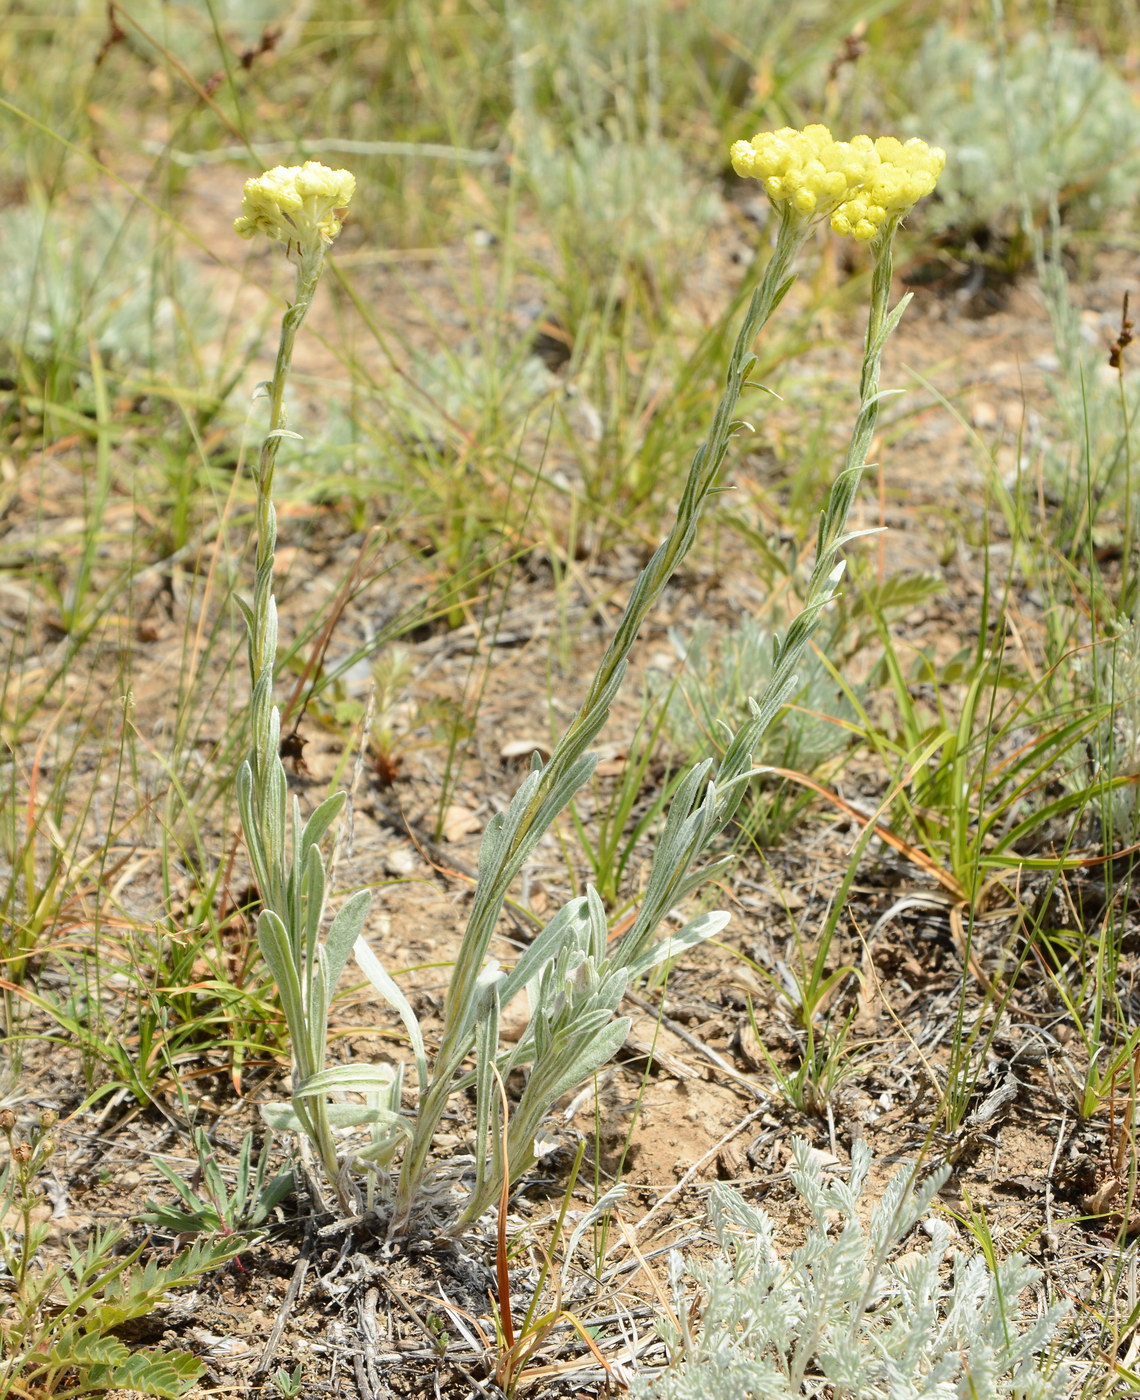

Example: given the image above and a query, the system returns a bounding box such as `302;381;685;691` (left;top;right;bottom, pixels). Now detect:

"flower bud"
10;1142;31;1164
0;1109;16;1134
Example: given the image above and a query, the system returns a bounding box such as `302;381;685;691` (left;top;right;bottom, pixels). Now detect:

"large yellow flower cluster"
730;124;945;242
234;161;356;250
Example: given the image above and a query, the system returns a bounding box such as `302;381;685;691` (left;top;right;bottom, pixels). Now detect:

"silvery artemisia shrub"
660;616;860;776
0;203;217;379
632;1139;1068;1400
900;27;1140;237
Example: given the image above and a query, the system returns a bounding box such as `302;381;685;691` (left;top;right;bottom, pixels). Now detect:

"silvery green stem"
614;219;908;968
248;248;325;796
237;245;345;1193
393;207;811;1221
711;229;902;802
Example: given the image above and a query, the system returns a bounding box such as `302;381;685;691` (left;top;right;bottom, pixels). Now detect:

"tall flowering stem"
237;163;356;805
232;163;376;1204
246;245;324;860
641;131;948;874
392;127;945;1224
589;137;945;1023
698;219;907;813
393;204;814;1222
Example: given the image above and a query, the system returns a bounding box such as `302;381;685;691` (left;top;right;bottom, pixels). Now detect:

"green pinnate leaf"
103;1349;205;1397
51;1332;130;1369
94;1237;247;1330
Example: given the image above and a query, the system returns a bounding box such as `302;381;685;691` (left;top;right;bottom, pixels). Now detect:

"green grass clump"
0;201;217;405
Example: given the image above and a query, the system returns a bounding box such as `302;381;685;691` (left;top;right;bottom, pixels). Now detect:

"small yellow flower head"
830;195;881;244
829;135;945;242
731;123;868;221
731;123;944;242
234;161;356;251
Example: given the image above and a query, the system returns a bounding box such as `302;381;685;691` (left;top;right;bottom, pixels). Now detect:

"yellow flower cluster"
730;124;869;219
730;124;945;242
234;161;356;250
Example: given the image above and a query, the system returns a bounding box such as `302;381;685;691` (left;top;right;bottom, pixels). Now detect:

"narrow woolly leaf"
625;910;731;980
261;1100;407;1131
354;935;428;1095
259;1102;305;1133
324;1103;411;1130
256;909;305;1034
470;980;502;1212
299;839;327;972
300;789;348;856
323;887;372;993
524;1016;631;1112
496;896;591;1008
295;1063;399;1096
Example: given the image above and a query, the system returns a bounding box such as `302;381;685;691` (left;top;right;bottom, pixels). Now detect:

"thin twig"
622;988;768;1102
615;1104;768;1247
144;136;506;167
380;1279;494;1396
255;1226;314;1375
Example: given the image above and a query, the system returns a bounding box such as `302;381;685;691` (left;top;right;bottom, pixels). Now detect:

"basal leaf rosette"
234;160;356;252
731;124;945;241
